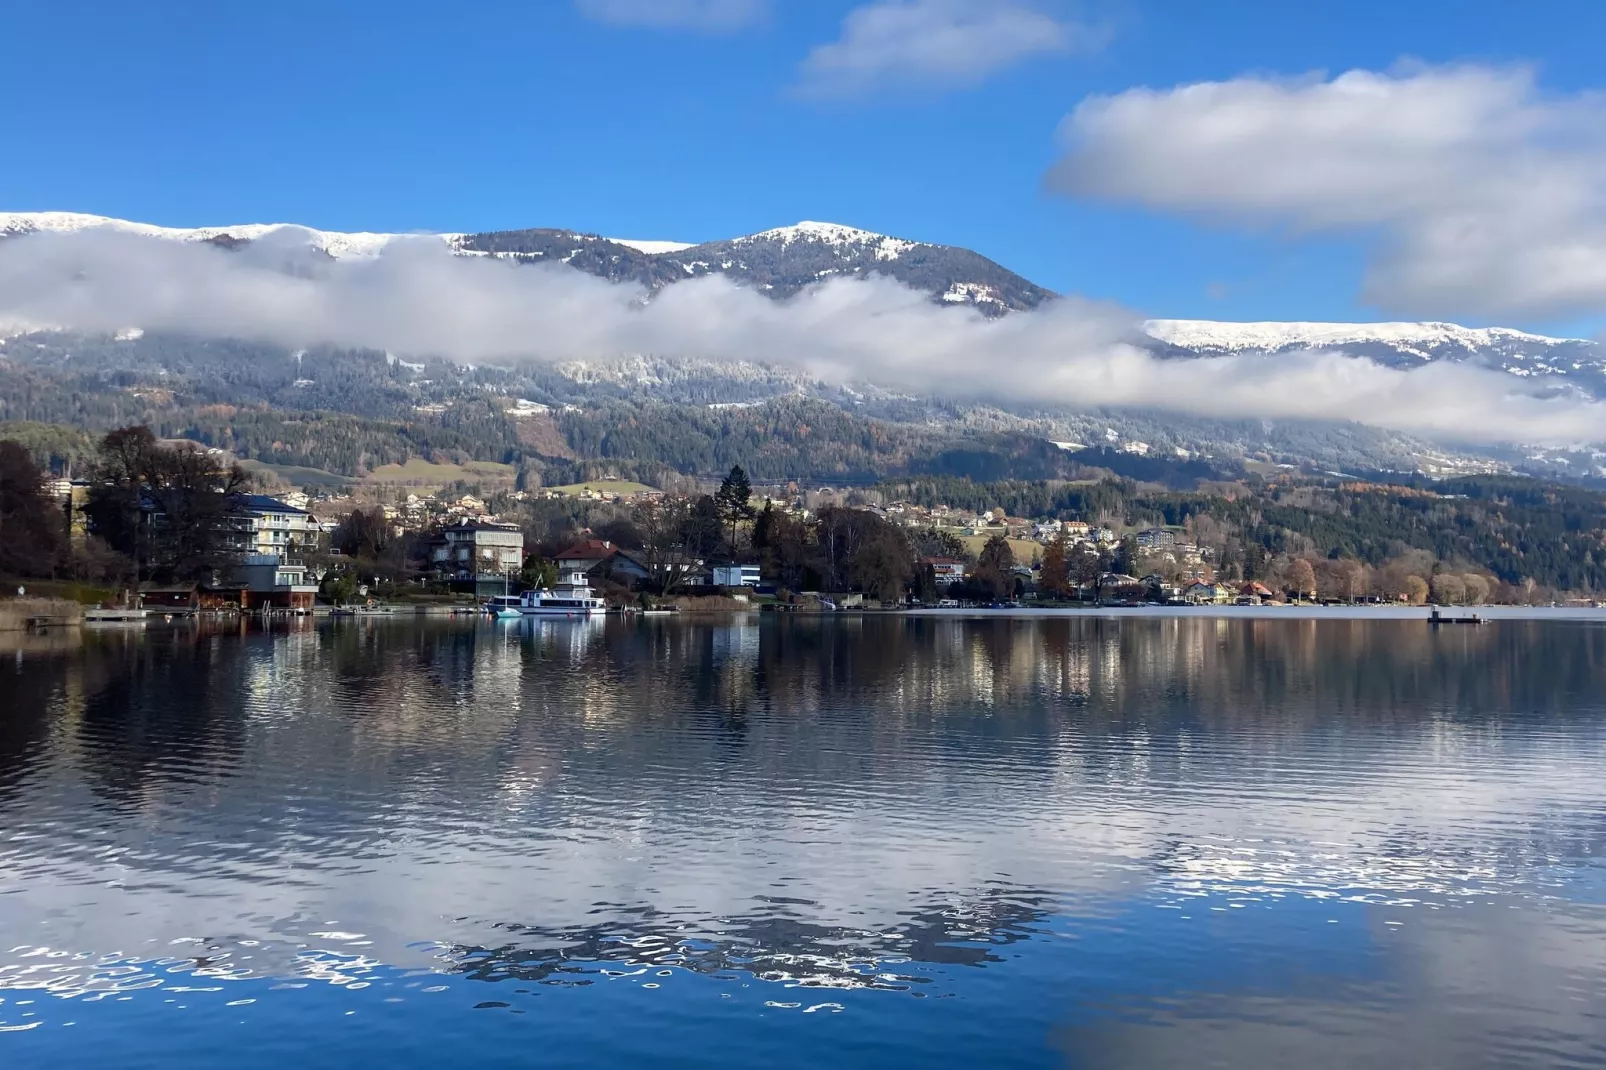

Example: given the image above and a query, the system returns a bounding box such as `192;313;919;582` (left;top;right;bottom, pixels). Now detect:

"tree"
319;570;358;606
1462;573;1491;605
714;465;755;549
751;500;778;552
1404;575;1430;604
1431;573;1467;605
1039;536;1070;600
634;497;702;595
850;526;914;604
0;440;67;578
909;527;968;561
82;426;248;584
520;554;557;590
334;506;391;559
975;535;1016;601
682;494;726;559
1287;558;1317;601
1112;534;1139;579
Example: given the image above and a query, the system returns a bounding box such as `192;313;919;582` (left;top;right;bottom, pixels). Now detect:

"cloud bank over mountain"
1;227;1602;445
1049;63;1606;321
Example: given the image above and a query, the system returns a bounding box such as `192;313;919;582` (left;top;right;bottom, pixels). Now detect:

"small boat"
518;569;606;617
484;595;524;619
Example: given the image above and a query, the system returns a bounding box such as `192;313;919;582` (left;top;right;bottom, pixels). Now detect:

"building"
234;555;319;611
1181;580;1229;605
712;565;762;588
50;479;92;541
922;557;968;585
431;520;525;580
232;495;320;562
554;539;652;587
139;582;201;611
555;539;623;575
1135;527;1179;551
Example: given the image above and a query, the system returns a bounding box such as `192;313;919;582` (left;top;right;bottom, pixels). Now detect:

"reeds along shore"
0;597;84;631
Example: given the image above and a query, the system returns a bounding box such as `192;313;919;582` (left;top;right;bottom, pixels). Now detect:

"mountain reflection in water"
2;614;1605;1069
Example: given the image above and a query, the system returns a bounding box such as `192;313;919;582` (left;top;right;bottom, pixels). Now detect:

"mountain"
0;212;1051;316
1148;319;1606;396
1;211;1602;481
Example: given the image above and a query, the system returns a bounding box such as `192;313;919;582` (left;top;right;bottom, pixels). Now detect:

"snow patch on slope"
607;237;696;254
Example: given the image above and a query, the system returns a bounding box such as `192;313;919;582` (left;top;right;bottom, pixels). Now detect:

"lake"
3;614;1605;1068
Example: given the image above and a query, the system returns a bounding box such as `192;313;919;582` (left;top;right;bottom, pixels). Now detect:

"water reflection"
2;615;1605;1066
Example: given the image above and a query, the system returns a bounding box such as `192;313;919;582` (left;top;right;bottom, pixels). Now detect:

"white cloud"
0;228;1602;445
796;0;1084;98
574;0;767;32
1048;63;1606;320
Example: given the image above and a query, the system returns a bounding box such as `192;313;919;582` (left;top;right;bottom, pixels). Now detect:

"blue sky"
5;0;1605;331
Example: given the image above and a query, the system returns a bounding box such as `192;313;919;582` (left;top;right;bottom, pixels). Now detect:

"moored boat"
484;595;524;619
519;569;606;617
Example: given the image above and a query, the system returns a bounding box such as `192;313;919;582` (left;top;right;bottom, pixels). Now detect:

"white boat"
484;595;524;619
518;569;606;617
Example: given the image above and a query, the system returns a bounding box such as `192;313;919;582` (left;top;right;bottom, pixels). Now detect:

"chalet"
1182;580;1229;605
554;539;652;586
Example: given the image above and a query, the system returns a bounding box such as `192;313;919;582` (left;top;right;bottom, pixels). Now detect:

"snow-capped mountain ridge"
736;221;925;261
5;212;1601;385
1147;318;1587;353
0;210;440;260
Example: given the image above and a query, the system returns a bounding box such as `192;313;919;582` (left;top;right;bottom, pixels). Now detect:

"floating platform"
1429;609;1486;625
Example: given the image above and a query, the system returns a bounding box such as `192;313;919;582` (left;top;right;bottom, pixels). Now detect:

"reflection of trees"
10;614;1605;850
449;885;1055;991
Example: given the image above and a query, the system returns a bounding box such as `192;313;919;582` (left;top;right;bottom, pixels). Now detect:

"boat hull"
519;607;605;617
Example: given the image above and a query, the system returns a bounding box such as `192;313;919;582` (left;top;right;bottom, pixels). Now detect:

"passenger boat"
519;569;606;617
484;595;524;619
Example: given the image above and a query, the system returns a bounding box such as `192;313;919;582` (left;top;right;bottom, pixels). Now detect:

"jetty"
1429;608;1486;626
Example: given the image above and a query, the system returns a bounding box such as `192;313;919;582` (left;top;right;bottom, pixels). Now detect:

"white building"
233;495;320;561
713;565;762;587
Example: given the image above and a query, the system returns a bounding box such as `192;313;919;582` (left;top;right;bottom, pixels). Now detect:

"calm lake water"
3;614;1606;1068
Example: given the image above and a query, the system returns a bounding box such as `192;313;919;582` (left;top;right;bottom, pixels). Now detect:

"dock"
1429;608;1486;625
84;608;149;623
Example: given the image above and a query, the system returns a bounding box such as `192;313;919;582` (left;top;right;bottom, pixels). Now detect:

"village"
4;427;1530;623
31;469;1296;615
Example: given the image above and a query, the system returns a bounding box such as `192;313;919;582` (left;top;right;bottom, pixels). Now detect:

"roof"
443;519;521;533
921;556;966;565
237;494;309;517
557;539;619;561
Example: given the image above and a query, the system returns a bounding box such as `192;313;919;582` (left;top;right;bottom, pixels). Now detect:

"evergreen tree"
714;465;755;549
975;535;1016;601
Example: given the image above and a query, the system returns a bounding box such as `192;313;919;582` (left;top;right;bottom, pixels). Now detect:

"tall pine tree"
714;465;755;552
